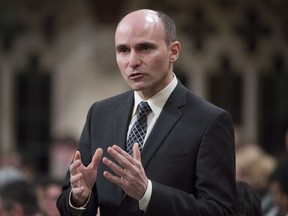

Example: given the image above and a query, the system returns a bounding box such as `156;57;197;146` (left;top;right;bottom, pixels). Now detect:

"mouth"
129;72;146;80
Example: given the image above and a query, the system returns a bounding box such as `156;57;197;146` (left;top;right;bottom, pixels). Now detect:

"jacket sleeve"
56;104;99;216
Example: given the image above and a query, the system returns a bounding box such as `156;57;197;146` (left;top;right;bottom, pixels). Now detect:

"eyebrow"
136;42;156;48
115;44;127;50
116;42;156;50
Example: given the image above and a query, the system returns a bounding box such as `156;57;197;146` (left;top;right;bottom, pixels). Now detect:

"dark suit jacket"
57;82;236;216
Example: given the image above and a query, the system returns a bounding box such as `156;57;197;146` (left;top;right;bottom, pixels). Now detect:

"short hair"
34;175;62;189
0;180;38;214
156;11;177;44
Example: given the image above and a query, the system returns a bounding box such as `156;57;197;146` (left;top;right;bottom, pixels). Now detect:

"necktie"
126;101;151;155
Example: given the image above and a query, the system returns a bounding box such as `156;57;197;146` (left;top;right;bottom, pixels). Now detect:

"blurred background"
0;0;287;181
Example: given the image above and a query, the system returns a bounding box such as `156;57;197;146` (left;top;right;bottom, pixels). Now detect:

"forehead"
115;12;166;45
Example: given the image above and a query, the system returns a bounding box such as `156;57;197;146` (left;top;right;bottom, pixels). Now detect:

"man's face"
115;10;180;99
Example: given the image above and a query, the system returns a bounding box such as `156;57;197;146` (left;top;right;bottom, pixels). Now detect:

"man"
57;9;236;216
35;177;62;216
0;179;38;216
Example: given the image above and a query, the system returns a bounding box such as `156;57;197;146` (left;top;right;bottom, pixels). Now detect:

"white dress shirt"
130;75;178;211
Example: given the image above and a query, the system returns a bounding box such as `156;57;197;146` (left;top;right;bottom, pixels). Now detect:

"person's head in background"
234;181;262;216
0;150;35;181
236;144;276;196
0;179;38;216
269;161;288;216
0;167;27;187
35;176;62;216
49;136;77;180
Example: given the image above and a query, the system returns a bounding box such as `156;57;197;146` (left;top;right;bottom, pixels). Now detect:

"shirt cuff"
69;189;91;210
139;179;152;211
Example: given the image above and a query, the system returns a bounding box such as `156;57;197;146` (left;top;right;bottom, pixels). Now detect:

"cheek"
116;55;127;68
117;62;127;76
150;55;169;71
116;57;122;68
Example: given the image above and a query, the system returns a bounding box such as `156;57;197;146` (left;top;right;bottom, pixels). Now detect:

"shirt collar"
132;75;178;117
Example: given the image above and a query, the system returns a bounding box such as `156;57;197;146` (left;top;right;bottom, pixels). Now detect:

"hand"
102;144;148;200
70;149;103;206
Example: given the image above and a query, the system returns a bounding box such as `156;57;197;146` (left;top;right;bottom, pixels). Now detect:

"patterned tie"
126;101;151;155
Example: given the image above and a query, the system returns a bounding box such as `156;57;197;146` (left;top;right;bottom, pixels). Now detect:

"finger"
74;151;83;167
102;156;125;178
73;151;81;162
133;143;141;161
70;152;82;176
70;160;80;175
107;146;135;171
70;173;82;188
88;148;103;170
111;145;127;157
103;171;124;186
110;145;136;166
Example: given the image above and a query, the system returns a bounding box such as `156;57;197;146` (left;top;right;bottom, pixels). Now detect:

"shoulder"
95;90;133;105
85;91;134;113
174;82;229;116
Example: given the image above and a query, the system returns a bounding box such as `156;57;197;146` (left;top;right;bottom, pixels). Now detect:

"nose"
128;50;141;69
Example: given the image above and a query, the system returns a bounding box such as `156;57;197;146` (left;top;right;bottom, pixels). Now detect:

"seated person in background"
236;144;276;197
49;136;78;180
0;179;39;216
35;176;62;216
0;166;27;187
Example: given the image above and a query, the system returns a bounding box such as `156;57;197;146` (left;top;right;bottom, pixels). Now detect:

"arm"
57;149;103;216
57;105;103;215
146;111;236;216
70;150;103;206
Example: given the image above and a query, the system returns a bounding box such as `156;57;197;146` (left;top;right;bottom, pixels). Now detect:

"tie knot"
138;101;151;116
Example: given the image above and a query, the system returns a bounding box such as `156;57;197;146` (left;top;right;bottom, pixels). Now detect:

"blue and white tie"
126;101;151;155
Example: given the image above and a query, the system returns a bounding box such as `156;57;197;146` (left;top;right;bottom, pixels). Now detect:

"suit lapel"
113;92;134;150
111;92;134;203
118;84;188;207
141;83;187;168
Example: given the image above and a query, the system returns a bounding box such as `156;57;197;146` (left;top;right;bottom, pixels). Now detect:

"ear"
169;41;181;62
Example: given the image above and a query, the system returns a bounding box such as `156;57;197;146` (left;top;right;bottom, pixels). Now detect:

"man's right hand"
69;148;103;207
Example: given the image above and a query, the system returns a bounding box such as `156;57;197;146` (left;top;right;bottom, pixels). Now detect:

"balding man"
57;9;236;216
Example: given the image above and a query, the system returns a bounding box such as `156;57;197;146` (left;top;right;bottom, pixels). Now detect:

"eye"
120;47;129;53
117;46;130;54
139;44;152;51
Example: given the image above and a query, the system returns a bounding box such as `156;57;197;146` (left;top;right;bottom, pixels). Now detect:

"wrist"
70;190;91;207
139;179;152;211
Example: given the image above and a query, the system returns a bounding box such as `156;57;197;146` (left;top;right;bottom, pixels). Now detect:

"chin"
130;83;147;91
